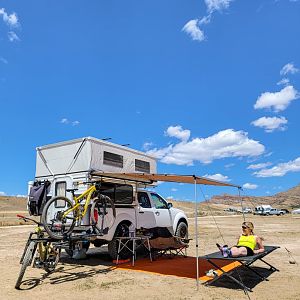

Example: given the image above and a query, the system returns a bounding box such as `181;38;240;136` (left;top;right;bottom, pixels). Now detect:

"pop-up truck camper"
29;137;188;259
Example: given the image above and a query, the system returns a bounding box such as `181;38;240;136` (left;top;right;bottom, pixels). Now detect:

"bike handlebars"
17;214;41;226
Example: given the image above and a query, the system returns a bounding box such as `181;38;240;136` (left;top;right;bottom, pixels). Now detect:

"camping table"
116;235;152;266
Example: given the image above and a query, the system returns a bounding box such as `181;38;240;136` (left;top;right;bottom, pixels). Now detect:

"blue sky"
0;0;299;201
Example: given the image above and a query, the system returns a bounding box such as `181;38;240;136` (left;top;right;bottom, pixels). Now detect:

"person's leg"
230;246;248;257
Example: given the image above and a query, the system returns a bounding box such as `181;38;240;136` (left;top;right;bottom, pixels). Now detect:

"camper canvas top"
35;137;157;178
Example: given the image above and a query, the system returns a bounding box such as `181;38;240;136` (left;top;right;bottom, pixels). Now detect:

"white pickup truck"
104;188;188;259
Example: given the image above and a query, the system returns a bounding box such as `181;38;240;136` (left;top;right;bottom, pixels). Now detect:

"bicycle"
41;181;116;240
15;215;61;289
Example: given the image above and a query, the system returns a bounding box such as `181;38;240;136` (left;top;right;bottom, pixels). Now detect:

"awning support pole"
194;176;199;290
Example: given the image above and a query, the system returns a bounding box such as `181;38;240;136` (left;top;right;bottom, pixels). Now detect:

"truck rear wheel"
108;223;131;260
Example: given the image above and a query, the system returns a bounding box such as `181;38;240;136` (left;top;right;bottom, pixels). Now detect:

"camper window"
98;182;133;205
103;151;123;168
115;184;133;204
55;181;67;208
135;159;150;173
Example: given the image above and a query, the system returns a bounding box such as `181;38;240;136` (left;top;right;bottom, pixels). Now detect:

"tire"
42;196;76;240
108;223;131;260
65;240;90;258
15;241;35;289
175;222;188;239
65;249;74;258
43;243;61;273
91;195;116;235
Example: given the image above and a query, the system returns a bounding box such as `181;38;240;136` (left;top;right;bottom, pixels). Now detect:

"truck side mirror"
167;203;173;209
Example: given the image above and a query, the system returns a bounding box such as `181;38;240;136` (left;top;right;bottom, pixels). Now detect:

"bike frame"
62;185;96;221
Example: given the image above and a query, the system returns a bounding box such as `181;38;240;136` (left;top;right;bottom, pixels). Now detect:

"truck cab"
137;190;188;236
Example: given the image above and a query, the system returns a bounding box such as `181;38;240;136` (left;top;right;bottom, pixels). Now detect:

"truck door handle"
155;212;160;216
139;211;144;214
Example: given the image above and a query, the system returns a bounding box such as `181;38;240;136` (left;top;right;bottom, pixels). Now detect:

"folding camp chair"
150;236;192;259
200;245;280;292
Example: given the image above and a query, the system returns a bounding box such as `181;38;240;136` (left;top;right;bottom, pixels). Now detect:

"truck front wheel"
175;222;188;239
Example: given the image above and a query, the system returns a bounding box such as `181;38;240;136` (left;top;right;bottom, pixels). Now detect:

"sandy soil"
1;214;299;300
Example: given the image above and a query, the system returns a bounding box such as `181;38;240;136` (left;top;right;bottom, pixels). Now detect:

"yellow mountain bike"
15;215;61;289
41;182;116;240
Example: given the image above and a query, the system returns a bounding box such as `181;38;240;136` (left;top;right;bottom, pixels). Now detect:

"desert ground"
0;212;299;300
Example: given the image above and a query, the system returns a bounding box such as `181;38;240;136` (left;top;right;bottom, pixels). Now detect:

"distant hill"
0;196;27;211
0;183;299;224
0;196;28;226
209;183;300;209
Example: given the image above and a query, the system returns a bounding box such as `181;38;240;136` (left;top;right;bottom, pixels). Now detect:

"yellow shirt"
237;235;256;250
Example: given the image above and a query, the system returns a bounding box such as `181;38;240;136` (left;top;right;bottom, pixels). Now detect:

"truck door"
136;192;156;229
150;192;173;228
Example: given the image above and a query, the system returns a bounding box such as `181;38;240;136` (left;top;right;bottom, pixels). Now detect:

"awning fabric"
91;172;241;188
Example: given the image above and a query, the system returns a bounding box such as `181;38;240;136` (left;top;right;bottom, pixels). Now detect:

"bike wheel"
43;243;61;273
91;195;116;235
15;241;36;289
42;196;77;240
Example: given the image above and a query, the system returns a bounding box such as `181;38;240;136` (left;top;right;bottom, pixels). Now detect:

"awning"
91;172;241;188
91;170;241;290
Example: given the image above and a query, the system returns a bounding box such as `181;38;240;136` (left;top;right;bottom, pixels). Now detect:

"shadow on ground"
208;266;277;291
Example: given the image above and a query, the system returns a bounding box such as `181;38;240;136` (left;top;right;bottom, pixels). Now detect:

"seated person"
218;221;264;257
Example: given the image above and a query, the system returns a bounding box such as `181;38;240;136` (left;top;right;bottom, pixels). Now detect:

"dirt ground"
1;214;299;300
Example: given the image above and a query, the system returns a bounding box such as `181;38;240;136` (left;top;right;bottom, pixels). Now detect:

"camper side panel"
35;140;91;177
90;142;156;173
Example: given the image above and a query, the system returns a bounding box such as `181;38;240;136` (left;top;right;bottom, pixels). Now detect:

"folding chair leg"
206;259;252;292
244;265;268;281
259;258;279;272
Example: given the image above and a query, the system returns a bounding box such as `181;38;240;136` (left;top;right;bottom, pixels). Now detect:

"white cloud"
199;15;212;25
205;0;234;13
60;118;69;124
142;142;154;151
204;173;230;182
224;163;235;169
0;191;6;196
8;31;20;42
254;85;299;112
264;152;273;157
277;78;290;86
61;118;80;126
251;116;288;132
182;1;234;42
0;8;19;27
280;63;299;76
254;157;300;177
182;19;205;42
243;183;258;190
165;125;191;142
171;188;178;192
0;57;8;64
166;196;174;200
247;162;272;170
147;128;265;165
